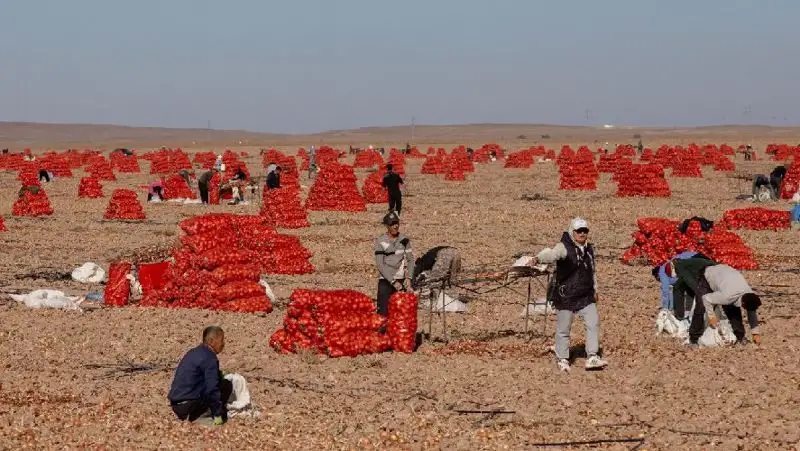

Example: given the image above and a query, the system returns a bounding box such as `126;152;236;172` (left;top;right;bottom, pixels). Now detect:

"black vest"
553;232;596;311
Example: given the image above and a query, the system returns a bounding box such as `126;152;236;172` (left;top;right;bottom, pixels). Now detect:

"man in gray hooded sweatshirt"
531;217;607;372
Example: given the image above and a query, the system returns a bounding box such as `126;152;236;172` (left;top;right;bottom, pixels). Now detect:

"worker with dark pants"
373;212;413;316
671;257;716;344
197;168;218;204
168;326;232;425
673;258;762;346
382;164;404;215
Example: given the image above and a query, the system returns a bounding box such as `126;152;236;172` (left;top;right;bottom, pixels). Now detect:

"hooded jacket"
374;232;414;282
701;265;753;310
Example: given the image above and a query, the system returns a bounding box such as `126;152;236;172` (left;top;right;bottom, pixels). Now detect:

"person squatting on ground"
197;167;219;204
226;166;247;204
412;246;462;291
751;164;786;201
147;179;164;202
672;258;762;346
373;212;414;316
168;326;233;425
382;164;404;214
266;164;282;190
531;217;608;372
38;169;54;183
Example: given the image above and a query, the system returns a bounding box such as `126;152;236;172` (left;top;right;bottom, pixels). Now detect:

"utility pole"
584;109;592;122
410;116;415;144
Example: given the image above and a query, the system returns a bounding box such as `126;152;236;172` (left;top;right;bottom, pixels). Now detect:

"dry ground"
0;127;799;449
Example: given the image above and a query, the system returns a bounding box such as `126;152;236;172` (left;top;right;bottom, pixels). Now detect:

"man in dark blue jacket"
168;326;232;424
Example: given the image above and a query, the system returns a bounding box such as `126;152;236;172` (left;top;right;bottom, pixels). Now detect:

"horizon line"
1;120;797;136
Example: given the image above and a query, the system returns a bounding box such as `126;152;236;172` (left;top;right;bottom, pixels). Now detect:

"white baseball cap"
570;217;589;231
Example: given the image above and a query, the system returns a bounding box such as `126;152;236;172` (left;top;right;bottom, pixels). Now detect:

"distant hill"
1;121;799;148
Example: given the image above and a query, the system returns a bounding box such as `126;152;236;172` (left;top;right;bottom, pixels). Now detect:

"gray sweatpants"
555;303;600;360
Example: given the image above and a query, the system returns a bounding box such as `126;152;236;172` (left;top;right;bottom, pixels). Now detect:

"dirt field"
1;125;799;449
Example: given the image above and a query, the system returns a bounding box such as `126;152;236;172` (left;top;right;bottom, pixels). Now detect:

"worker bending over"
412;246;462;290
672;258;762;346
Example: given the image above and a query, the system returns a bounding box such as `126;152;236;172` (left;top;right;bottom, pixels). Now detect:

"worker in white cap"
531;217;607;372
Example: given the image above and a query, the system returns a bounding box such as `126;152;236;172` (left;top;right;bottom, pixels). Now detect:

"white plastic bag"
521;297;552;317
513;256;533;267
697;327;725;348
676;318;690;340
259;278;277;303
224;373;251;411
71;262;106;284
717;319;737;344
126;274;143;300
430;292;468;313
656;309;677;336
9;289;82;310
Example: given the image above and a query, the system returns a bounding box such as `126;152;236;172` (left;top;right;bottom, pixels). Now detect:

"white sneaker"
557;359;571;373
585;355;608;370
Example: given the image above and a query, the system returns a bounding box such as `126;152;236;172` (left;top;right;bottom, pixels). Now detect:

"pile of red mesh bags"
78;177;104;198
163;174;196;200
104;189;146;221
260;187;310;228
269;289;419;357
421;155;447;174
12;186;54;217
305;163;366;211
110;150;140;173
362;169;389;203
141;214;314;312
721;207;791;231
353;150;384;168
621;217;758;269
615;163;671;197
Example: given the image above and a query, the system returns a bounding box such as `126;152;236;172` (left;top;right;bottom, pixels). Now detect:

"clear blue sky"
1;0;798;133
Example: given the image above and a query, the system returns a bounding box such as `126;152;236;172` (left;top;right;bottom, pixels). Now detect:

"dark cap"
383;212;400;226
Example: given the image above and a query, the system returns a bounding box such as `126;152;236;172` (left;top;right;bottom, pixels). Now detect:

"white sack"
224;373;258;418
513;256;533;267
696;327;726;348
71;262;106;284
521;297;553;317
429;291;468;313
259;278;277;303
718;319;737;344
9;289;82;311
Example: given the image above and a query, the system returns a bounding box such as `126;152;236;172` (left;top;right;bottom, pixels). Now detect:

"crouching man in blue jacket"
168;326;233;424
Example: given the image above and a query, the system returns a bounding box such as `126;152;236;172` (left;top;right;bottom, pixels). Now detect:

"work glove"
213;416;224;426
